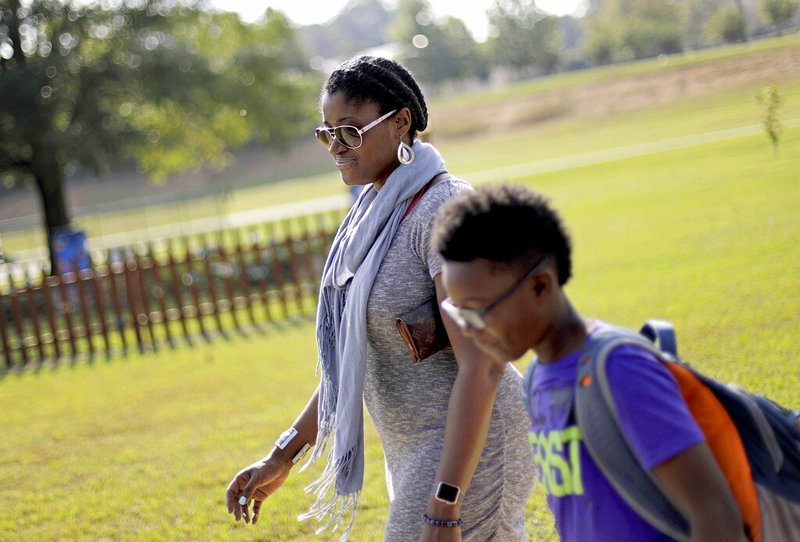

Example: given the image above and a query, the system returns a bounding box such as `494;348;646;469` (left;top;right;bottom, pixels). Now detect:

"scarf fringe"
300;372;336;472
298;447;360;542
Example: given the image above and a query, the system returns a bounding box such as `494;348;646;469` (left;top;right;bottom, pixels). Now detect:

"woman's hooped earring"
397;140;415;165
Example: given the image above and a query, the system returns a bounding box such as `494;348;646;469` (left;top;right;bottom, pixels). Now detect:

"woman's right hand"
225;452;292;525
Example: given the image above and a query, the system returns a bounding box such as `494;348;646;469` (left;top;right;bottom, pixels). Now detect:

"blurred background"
2;0;798;273
1;1;798;540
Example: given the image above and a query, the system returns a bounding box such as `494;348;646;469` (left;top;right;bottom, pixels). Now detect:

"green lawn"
2;44;799;540
2;127;797;541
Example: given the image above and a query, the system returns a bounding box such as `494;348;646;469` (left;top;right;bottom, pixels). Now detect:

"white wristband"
275;427;298;450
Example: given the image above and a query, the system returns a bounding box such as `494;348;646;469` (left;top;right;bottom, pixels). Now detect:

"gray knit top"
364;177;536;541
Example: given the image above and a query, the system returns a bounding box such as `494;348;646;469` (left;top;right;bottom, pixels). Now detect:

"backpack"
573;320;800;542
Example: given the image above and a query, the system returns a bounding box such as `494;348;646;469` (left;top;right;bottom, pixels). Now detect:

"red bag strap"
402;173;446;221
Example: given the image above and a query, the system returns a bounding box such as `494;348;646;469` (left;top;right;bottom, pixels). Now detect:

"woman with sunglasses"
225;56;535;541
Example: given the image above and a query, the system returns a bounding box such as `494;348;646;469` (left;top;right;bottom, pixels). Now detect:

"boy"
431;184;748;542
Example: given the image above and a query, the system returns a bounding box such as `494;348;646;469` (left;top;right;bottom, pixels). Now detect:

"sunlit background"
0;1;798;539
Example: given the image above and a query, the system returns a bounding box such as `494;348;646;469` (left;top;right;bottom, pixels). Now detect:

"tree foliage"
713;7;749;43
760;0;800;34
487;0;562;75
584;0;688;62
391;0;485;86
0;0;318;270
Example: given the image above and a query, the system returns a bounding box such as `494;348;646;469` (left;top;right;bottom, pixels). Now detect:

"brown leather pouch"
395;296;451;363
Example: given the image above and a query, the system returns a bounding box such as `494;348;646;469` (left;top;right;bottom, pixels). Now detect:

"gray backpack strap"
640;319;678;357
576;327;691;541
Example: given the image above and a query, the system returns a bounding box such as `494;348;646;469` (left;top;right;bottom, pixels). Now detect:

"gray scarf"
299;140;446;540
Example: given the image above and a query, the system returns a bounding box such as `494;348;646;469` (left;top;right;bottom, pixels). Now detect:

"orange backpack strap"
666;363;761;542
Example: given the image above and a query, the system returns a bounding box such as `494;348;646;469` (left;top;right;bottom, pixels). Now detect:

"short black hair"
433;185;573;285
323;55;428;141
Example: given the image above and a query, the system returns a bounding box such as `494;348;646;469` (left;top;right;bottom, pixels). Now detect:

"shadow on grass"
0;313;317;382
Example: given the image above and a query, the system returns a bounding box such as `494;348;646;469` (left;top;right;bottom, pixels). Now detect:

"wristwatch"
434;481;461;505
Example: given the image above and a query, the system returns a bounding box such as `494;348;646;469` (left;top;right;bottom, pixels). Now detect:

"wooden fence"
0;211;343;370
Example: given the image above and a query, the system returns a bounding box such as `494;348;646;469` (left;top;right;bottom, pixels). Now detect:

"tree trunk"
31;148;71;275
733;0;750;41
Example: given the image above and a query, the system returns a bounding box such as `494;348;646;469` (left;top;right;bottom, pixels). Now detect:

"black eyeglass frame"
441;257;546;331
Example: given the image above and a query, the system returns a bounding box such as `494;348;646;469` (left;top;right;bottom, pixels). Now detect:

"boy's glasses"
314;109;397;150
441;257;546;331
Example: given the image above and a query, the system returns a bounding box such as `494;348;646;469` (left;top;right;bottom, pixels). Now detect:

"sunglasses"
441;257;546;331
314;109;397;150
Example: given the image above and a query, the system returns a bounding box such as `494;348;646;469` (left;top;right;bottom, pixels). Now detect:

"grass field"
1;40;799;541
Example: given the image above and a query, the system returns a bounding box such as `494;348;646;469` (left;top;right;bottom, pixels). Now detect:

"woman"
225;56;535;541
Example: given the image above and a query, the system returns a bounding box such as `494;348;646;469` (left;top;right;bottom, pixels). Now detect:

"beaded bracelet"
421;513;463;528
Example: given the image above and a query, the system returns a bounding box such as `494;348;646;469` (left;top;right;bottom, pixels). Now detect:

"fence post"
0;295;11;369
106;261;129;356
146;245;175;349
283;229;304;315
136;254;159;353
92;268;112;359
215;237;241;333
200;236;226;338
235;240;257;328
249;233;273;324
124;259;147;354
166;239;192;345
267;224;289;319
24;282;46;363
58;272;79;359
41;272;62;361
9;289;28;366
183;240;209;342
74;268;96;360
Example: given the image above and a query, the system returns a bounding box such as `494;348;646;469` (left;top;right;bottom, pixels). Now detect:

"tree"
761;0;800;34
731;0;751;41
391;0;485;87
583;18;616;64
487;0;562;76
713;7;749;43
583;0;687;62
0;0;318;272
618;0;687;58
682;0;734;48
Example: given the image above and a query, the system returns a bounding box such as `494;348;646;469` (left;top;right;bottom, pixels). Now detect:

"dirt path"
433;44;800;139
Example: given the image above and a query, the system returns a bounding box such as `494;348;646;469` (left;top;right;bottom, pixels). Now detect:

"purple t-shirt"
523;338;705;542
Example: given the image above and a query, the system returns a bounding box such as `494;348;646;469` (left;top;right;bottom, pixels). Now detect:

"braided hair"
323;56;428;141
